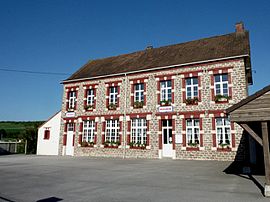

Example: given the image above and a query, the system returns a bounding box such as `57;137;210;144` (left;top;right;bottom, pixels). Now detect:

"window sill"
130;146;146;150
215;101;229;104
104;145;119;148
85;108;94;111
217;148;232;152
81;145;95;148
186;147;200;151
185;103;199;106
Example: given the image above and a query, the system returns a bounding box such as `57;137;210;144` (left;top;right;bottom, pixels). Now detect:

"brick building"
59;22;253;160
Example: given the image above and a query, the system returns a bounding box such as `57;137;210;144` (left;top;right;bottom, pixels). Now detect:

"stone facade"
59;58;249;161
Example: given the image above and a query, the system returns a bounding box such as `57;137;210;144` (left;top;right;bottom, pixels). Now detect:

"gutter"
62;54;250;84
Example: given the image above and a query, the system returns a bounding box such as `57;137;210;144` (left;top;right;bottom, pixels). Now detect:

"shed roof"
226;84;270;114
64;31;251;83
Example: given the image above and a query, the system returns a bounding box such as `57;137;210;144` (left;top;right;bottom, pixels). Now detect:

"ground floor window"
105;119;120;142
186;119;200;146
131;118;147;145
216;117;231;146
83;120;95;142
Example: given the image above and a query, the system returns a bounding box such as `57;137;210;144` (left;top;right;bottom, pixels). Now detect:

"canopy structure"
227;84;270;197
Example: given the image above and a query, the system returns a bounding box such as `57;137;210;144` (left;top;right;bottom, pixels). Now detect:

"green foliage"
0;121;44;154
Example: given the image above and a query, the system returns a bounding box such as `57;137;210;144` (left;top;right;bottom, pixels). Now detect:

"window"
67;123;74;131
186;78;198;99
68;91;76;109
214;74;228;96
131;118;147;144
83;120;95;143
160;80;172;102
86;89;94;106
44;129;50;140
216;118;231;145
105;120;120;142
134;83;144;103
109;87;118;105
186;119;200;145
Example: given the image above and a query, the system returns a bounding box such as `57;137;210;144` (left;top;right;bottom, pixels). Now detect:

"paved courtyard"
0;155;268;202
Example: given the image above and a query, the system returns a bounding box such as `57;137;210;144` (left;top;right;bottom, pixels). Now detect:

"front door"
162;120;173;157
66;123;74;156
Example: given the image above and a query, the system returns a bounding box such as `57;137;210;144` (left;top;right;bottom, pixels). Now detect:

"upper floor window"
160;80;172;104
216;118;231;146
214;74;228;96
134;83;144;103
68;91;76;109
131;118;147;145
105;119;120;143
186;119;199;146
186;78;198;99
83;120;95;143
109;87;118;105
86;89;94;106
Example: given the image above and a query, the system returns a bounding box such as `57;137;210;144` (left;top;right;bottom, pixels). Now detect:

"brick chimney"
235;22;245;33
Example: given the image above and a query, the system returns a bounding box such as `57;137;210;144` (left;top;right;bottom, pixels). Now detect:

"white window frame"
105;119;120;142
186;119;200;145
68;91;76;109
160;80;172;101
67;123;74;131
109;87;118;105
86;89;94;106
134;83;144;103
216;118;231;146
186;77;198;99
131;118;147;144
83;120;95;143
214;74;229;96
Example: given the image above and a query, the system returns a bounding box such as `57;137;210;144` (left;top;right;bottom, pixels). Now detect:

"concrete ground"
0;155;268;202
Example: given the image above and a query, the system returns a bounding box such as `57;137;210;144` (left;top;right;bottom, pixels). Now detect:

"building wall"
37;112;61;155
59;58;248;161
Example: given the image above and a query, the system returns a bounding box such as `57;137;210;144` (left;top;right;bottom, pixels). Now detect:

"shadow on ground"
224;161;265;196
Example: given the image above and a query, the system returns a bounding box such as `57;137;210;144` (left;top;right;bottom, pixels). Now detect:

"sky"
0;0;270;121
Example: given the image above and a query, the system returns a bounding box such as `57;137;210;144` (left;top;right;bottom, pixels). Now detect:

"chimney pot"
235;22;245;33
146;45;153;50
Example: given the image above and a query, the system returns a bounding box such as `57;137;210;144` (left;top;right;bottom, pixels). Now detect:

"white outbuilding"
37;111;61;155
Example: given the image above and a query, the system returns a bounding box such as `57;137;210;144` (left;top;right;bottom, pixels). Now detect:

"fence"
0;141;26;155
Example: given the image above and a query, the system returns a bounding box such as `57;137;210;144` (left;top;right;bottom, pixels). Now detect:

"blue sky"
0;0;270;121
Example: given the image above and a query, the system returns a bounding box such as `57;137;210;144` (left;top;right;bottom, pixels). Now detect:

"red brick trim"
158;119;162;149
127;114;150;146
157;76;175;105
63;135;67;146
105;82;122;109
211;68;233;102
65;86;79;111
130;80;147;108
83;84;97;111
172;119;175;150
211;115;234;149
182;116;203;148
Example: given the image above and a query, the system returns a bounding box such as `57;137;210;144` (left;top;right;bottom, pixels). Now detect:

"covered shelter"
227;84;270;197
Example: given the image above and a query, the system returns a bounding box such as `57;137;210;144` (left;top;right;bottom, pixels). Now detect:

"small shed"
227;84;270;197
37;111;61;155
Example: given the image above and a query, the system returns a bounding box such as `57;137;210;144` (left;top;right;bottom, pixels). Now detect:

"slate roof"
65;31;250;82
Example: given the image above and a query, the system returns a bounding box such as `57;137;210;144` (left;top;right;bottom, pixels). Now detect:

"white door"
66;123;74;156
162;120;173;157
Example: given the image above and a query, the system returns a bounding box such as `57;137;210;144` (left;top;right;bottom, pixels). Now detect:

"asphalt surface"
0;155;268;202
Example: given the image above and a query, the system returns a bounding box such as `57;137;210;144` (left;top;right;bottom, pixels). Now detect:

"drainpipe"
123;73;127;159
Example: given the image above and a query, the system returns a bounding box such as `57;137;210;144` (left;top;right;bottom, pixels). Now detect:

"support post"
262;122;270;197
